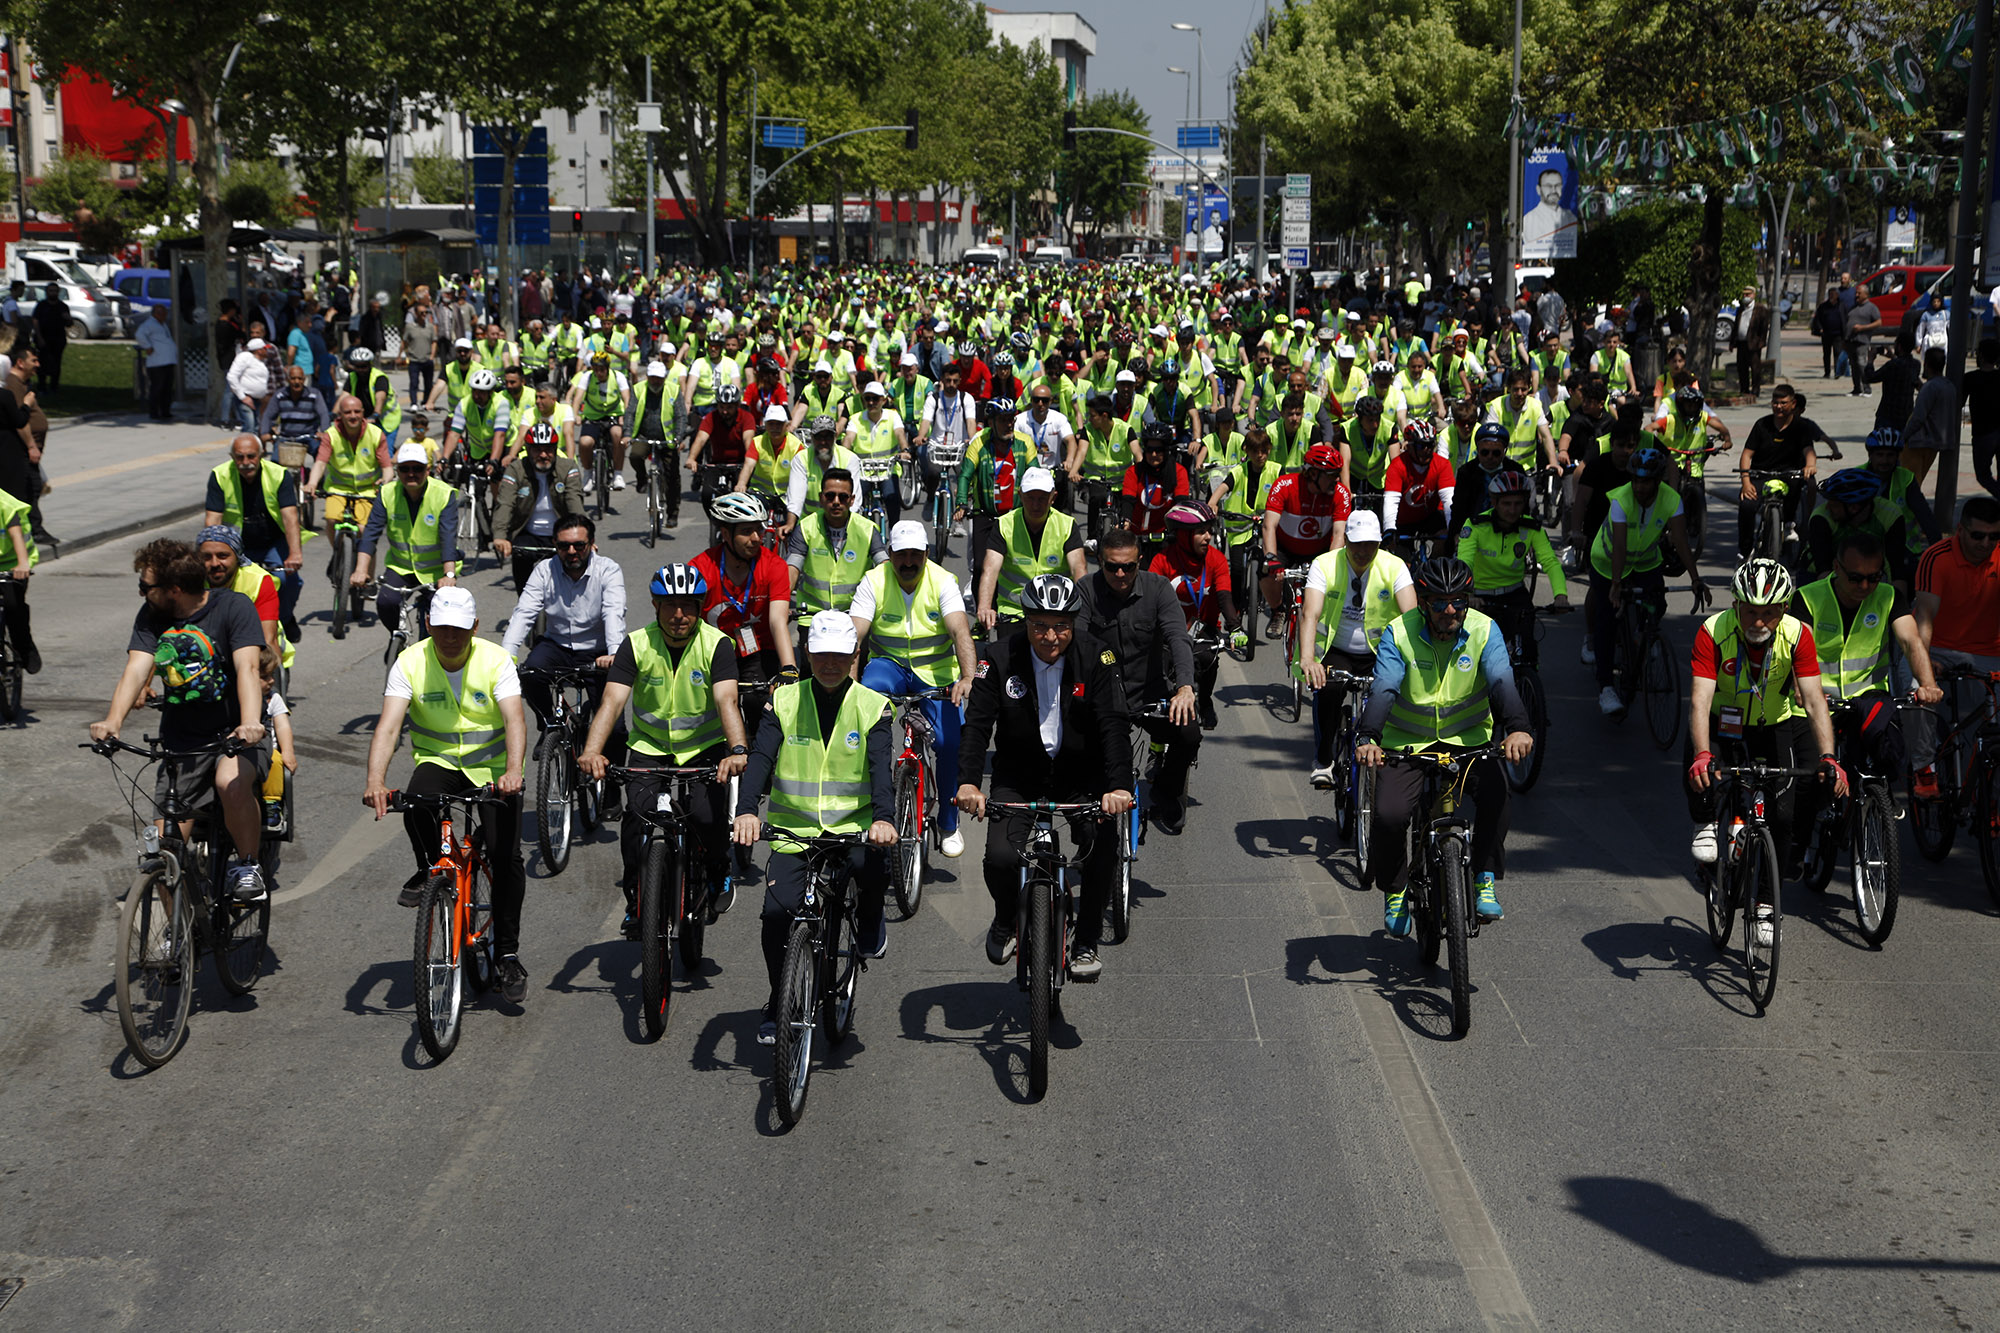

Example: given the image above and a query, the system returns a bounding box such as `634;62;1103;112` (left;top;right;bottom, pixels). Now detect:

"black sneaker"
1151;801;1186;836
398;870;428;907
497;953;528;1003
710;876;735;917
621;909;639;941
757;1005;777;1045
281;615;301;644
1198;698;1218;730
863;915;888;959
985;923;1017;965
24;645;41;674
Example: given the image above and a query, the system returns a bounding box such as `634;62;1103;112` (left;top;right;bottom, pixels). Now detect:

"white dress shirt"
1032;651;1064;757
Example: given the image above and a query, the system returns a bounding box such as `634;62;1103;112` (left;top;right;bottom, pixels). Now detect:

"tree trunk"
188;81;230;424
705;65;732;267
1687;191;1726;381
833;171;846;266
500;135;517;333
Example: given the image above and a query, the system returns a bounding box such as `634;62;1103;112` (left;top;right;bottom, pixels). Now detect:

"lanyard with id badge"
719;567;761;654
1719;634;1769;741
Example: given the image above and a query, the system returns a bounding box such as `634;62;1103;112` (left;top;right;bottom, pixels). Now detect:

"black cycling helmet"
1822;467;1886;504
1140;420;1173;448
1629;446;1670;480
1672;384;1705;414
1413;556;1475;601
1356;394;1384;418
1019;573;1083;616
986;396;1018;418
1474;421;1508;447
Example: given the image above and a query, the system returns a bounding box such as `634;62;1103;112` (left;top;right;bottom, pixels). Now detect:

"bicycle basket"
930;442;965;469
275;440;309;469
858;456;895;480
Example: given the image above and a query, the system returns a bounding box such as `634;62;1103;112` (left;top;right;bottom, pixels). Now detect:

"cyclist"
204;433;307;645
959;399;1041;595
843;381;912;524
786;415;861;528
195;524;285;670
1147;501;1246;731
1122;424;1192;558
786;466;886;627
343;346;401;446
915;361;977;494
1339;394;1398;493
851;519;980;859
1646;384;1732;544
1586;445;1704;717
1390;347;1445;432
789;360;849;437
741;405;804;498
1380;421;1455;553
1355;555;1534;932
1803;468;1914;588
1858;427;1941;563
579;563;748;938
569;352;631;496
1300;507;1417;786
1450;422;1531;539
1685;559;1847;872
362;586;531;1003
1588;327;1639;402
1020;381;1077;509
1489;367;1558;472
1456;469;1569;665
1068;394;1135;536
1910;496;2000;796
956;574;1133;981
493;424;587;589
1080;525;1200;834
1441;394;1484;469
733;610;897;1045
517;318;554;387
259;363;330;443
978;466;1086;634
352;440;460;634
92;537;272;901
623;360;678;505
1210;425;1282;592
501;510;623;738
692;490;797;728
424;336;478;415
688;382;758;507
304;393;393;554
1260;442;1352;638
1733;383;1832;559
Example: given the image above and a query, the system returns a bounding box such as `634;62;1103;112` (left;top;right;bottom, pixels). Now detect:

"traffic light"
905;108;919;152
571;210;583;233
1062;110;1077;152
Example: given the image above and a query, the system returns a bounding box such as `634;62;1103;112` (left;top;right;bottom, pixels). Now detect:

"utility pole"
1502;0;1523;309
1941;0;1994;526
643;56;655;278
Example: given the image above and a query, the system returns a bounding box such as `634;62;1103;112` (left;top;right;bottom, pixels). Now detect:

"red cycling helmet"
1487;469;1531;496
1304;443;1342;472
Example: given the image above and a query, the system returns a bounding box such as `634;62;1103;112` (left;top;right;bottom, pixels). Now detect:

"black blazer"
958;629;1133;799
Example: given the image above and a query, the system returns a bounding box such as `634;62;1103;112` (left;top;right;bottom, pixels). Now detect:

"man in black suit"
957;573;1134;980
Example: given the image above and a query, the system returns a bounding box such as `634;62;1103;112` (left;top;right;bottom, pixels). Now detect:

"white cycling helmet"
1371;359;1397;377
1731;558;1794;606
468;368;498;391
347;346;375;364
708;491;769;526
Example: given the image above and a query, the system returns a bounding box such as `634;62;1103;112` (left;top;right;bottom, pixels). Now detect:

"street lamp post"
1171;23;1204;124
1167;66;1190;126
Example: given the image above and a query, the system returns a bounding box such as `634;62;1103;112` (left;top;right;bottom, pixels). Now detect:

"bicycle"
1079;476;1120;550
633;435;670;546
1906;665;2000;900
606;763;723;1039
928;442;966;559
380;580;434;689
1313;670;1376;858
1797;718;1903;947
0;573;24;723
1486;601;1571;793
1271;562;1312;724
765;828;870;1128
444;455;496;567
391;786;502;1060
1113;701;1177;943
855;454;897;527
1219;512;1261;659
86;735;272;1068
585;427;616;517
1377;742;1506;1038
320;489;373;639
1612;577;1697;750
1698;761;1819;1012
1743;469;1808;568
693;460;736;514
273;435;317;528
988;801;1114;1100
518;665;606;874
886;687;951;920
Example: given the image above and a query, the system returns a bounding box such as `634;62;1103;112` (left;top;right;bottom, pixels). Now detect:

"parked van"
961;244;1011;270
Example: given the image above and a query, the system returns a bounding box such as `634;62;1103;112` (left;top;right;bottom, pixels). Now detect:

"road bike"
87;735;272;1068
606;763;723;1039
1612;577;1698;750
1698;761;1819;1012
766;828;870;1128
448;456;498;567
1744;469;1809;568
1907;665;2000;900
320;489;373;639
1219;512;1261;660
1313;670;1376;864
1797;715;1902;947
0;572;24;723
1377;743;1506;1038
518;664;606;874
886;686;951;920
988;801;1113;1100
633;435;671;546
927;442;966;560
392;786;502;1061
583;426;617;517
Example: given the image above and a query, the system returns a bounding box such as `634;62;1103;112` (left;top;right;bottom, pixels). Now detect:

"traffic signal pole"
746;121;916;281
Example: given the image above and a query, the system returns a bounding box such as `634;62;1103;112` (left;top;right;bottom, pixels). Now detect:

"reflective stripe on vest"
380;478;451;578
796;510;877;613
766;680;888;840
1702;608;1804;726
210;460;289;532
627;621;728;760
862;562;955;683
1798;576;1891;704
349;369;401;432
582;373;623;419
1380;608;1497;750
995;509;1075;607
402;637;511;781
325;423;385;495
1588;481;1681;577
1310;546;1410;660
461;396;503;457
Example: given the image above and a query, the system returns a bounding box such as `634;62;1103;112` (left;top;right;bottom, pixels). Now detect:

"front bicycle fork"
1015;860;1070;993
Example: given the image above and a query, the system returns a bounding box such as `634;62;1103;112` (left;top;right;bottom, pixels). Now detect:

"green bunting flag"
1765;106;1787;160
1889;42;1930;104
1816;84;1846;140
1797;96;1825;152
1716;121;1738;168
1735;116;1761;166
1931;10;1975;73
1867;58;1916;117
1838;75;1877;131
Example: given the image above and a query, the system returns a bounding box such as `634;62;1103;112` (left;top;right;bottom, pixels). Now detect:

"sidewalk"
38;410;237;556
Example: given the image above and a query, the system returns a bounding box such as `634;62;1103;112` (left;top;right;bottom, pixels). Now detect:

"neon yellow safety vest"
1380;607;1498;751
1456;515;1568;598
1309;546;1410;662
1203;430;1247;473
441;358;475;408
475;339;513;372
795;510;878;614
626;621;729;761
1497;398;1546;470
517;332;553;370
860;562;956;685
749;433;801;494
209;460;308;540
1701;608;1804;725
459;395;505;460
1797;576;1892;704
994;508;1074;613
379;477;453;579
0;488;35;570
1658;412;1713;479
1079;419;1133;481
402;638;511;782
1220;459;1281;547
323;423;385;495
849;411;900;461
1588;481;1681;578
347;368;402;433
630;381;673;437
229;561;295;669
1343;416;1398;488
766;679;889;847
552;324;582;361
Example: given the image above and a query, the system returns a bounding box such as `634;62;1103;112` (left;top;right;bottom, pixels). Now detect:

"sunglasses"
1964;528;2000;544
138;579;164;594
1836;565;1884;584
1426;597;1471;613
821;491;853;503
1477;447;1507;457
1101;560;1139;573
1032;397;1053;405
555;540;591;551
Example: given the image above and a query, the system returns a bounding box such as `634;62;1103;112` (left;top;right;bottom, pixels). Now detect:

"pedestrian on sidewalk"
0;347;51;547
1810;291;1842;379
1844;292;1882;395
1868;333;1921;432
30;285;66;399
1965;337;2000;498
402;300;437;405
1731;285;1770;399
1900;346;1958;491
227;337;274;434
135;305;179;421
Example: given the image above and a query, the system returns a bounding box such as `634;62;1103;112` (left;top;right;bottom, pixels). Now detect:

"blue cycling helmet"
1629;446;1670;480
650;564;708;598
1474;421;1508;447
1864;427;1903;454
1822;468;1886;505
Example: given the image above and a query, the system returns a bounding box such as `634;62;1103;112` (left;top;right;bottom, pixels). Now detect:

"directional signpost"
471;126;551;246
1282;173;1311;272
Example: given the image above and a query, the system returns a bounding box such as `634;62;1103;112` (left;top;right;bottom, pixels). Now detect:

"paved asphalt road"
4;417;1999;1329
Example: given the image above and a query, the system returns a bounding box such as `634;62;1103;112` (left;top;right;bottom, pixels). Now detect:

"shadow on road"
1578;916;1763;1017
1284;930;1466;1042
897;980;1079;1104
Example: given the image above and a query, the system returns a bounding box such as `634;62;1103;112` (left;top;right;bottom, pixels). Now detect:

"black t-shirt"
1579;453;1630;541
607;631;739;688
204;469;300;552
1964;367;2000;436
1741;414;1827;473
1559;407;1607;465
127;589;265;745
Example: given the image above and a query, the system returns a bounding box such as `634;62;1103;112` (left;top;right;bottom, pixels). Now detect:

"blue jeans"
251;540;303;626
860;655;962;833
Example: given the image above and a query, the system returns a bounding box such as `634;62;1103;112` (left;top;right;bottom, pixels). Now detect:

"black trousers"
38;340;63;394
1137;712;1199;812
518;638;619;746
1735;344;1762;397
759;842;888;1004
1480;588;1538;666
1683;718;1811;864
1;578;30;658
1366;750;1510;893
981;785;1119;949
403;762;527;955
146;364;176;418
1313;646;1376;765
618;749;727;896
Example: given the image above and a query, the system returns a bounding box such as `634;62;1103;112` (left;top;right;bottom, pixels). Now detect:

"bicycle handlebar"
1934;664;2000;684
886;687;954;705
985;800;1116;819
602;763;721;785
387;785;501;812
84;735;246;761
517;665;608;683
1319;670;1373;690
1375;742;1508;771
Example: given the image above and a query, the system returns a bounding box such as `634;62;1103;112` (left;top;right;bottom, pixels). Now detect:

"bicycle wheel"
824;896;860;1046
474;484;494;555
1240;562;1259;661
1413;863;1441;968
1109;803;1135;944
1503;668;1548;793
644;467;662;548
893;762;925;920
0;656;19;724
593;451;611;518
1797;807;1839;894
212;889;270;996
1852;784;1900;947
1759;504;1783;561
1908;765;1956;862
412;873;464;1061
772;919;817;1127
1702;829;1735;949
115;866;193;1068
330;531;356;639
1741;826;1783;1011
1438;835;1472;1038
1354;764;1377;885
1641;629;1681;750
930;493;950;560
677;853;707;976
1333;702;1358;840
1027;872;1054;1101
638;835;675;1039
1975;757;2000;907
535;742;575;874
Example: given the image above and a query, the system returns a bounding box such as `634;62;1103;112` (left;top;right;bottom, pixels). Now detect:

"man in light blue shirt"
501;512;626;750
135;305;180;420
285;313;315;382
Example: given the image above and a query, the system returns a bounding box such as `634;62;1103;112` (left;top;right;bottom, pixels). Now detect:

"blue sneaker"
1384;889;1412;938
1475;872;1503;922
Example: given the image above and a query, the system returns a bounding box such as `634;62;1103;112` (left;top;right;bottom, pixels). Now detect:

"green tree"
221;157;300;226
28;148;125;235
1061;88;1149;257
407;136;467;207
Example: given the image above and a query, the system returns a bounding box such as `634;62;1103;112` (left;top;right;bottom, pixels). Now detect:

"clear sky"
1057;1;1266;147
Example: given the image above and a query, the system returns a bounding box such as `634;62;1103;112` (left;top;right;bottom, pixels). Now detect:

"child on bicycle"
257;645;297;837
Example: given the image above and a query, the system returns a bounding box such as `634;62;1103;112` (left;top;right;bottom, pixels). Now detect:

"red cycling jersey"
1148;544;1233;628
1122;463;1191;536
695;405;759;466
1383;453;1456;527
1264;472;1353;557
692;545;790;656
1691;623;1820;686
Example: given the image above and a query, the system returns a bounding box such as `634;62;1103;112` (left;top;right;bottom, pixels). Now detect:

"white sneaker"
227;859;268;902
1579;640;1597;666
1309;764;1336;790
611;473;627;491
582;474;596;494
1691;826;1718;863
1752;910;1776;947
1597;685;1625;716
940;830;965;858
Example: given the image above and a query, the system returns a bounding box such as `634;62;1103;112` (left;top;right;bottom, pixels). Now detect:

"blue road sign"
1285;246;1310;270
1175;125;1223;151
471;125;548;157
474;185;549;217
762;124;808;150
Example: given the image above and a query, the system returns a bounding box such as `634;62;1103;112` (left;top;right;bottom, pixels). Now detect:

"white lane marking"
270;810;399;904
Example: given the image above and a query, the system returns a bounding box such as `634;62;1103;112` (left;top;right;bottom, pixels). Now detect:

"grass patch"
41;341;141;419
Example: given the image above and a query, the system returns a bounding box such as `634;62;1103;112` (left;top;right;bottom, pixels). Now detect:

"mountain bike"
1698;761;1818;1012
1612;577;1700;750
886;686;951;920
392;786;502;1061
1744;469;1808;568
451;456;497;566
927;442;966;559
1313;670;1375;857
87;735;272;1069
321;489;373;639
1797;718;1902;947
633;435;670;547
380;580;434;690
606;763;723;1040
766;828;870;1128
585;428;616;517
988;801;1113;1101
1378;743;1506;1038
518;665;606;874
0;573;24;723
1906;665;2000;900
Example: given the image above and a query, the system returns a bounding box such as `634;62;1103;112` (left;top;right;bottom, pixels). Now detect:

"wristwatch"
728;744;749;756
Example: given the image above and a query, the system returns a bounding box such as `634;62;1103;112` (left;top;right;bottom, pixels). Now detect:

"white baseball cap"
934;317;951;332
1019;467;1056;494
888;520;929;553
899;351;919;367
659;342;678;357
806;609;858;654
813;358;834;374
428;586;478;629
1115;369;1137;385
454;337;475;350
1149;324;1170;339
393;440;431;467
1344;509;1383;543
862;381;887;398
245;337;268;351
763;405;789;424
645;361;667;378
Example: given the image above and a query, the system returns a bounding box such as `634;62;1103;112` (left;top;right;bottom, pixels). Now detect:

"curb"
48;503;209;561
